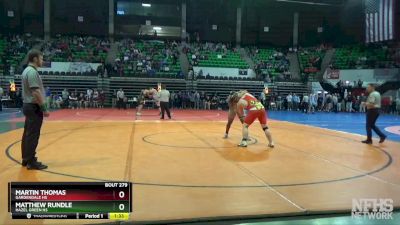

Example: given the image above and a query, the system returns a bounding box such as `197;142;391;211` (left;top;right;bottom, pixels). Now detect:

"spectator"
52;93;63;109
112;90;117;108
189;92;195;109
325;93;332;112
204;95;211;110
286;93;293;111
117;88;125;110
345;93;353;112
293;94;300;111
310;93;317;113
276;95;282;110
68;92;78;109
302;94;309;113
332;94;338;113
61;88;69;108
92;89;99;108
78;93;85;108
390;98;397;114
357;79;363;88
381;96;391;113
86;88;93;107
360;93;367;113
317;93;324;111
337;94;343;112
99;90;106;108
211;95;219;109
194;91;200;110
45;87;52;110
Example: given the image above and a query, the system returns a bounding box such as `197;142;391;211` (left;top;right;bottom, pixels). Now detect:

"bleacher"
194;50;248;69
196;79;264;99
187;42;249;69
332;45;392;69
274;82;309;96
44;37;109;63
297;48;325;81
118;40;181;78
109;77;187;99
250;48;290;79
0;37;33;74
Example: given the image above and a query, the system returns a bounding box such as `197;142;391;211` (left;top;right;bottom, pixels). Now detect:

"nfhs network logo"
352;198;393;220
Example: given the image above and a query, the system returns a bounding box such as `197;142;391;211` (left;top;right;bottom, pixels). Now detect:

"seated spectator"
99;90;106;108
204;95;211;110
61;89;69;108
68;93;78;109
92;89;99;108
52;94;63;109
78;93;85;108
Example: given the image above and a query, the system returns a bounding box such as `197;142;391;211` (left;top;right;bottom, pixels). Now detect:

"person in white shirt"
293;94;300;111
362;84;386;144
302;94;309;113
92;89;99;108
286;93;293;111
309;93;317;113
117;88;125;110
194;91;200;109
159;84;171;119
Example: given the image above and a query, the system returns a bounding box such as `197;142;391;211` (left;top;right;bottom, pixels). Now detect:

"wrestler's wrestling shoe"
268;142;275;148
238;139;247;147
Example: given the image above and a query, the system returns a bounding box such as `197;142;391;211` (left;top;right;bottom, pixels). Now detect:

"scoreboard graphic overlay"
8;182;132;220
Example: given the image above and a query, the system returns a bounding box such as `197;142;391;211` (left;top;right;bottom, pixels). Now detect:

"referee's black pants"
21;103;43;164
160;101;171;119
366;108;386;141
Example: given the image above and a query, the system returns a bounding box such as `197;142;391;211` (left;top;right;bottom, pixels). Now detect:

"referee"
362;83;386;144
159;84;171;119
21;50;49;170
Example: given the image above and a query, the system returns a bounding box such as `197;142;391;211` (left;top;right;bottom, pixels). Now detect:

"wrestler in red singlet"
236;91;274;148
241;94;267;126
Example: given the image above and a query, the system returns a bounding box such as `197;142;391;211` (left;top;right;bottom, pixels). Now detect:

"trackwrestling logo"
352;198;393;219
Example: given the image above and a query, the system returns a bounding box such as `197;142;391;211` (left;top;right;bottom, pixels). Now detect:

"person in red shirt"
231;90;274;148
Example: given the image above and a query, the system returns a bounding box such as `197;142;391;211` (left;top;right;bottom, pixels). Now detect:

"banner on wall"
38;62;101;73
326;69;340;79
193;67;256;78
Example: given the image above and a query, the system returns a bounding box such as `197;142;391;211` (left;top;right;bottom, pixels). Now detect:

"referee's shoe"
22;157;48;170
